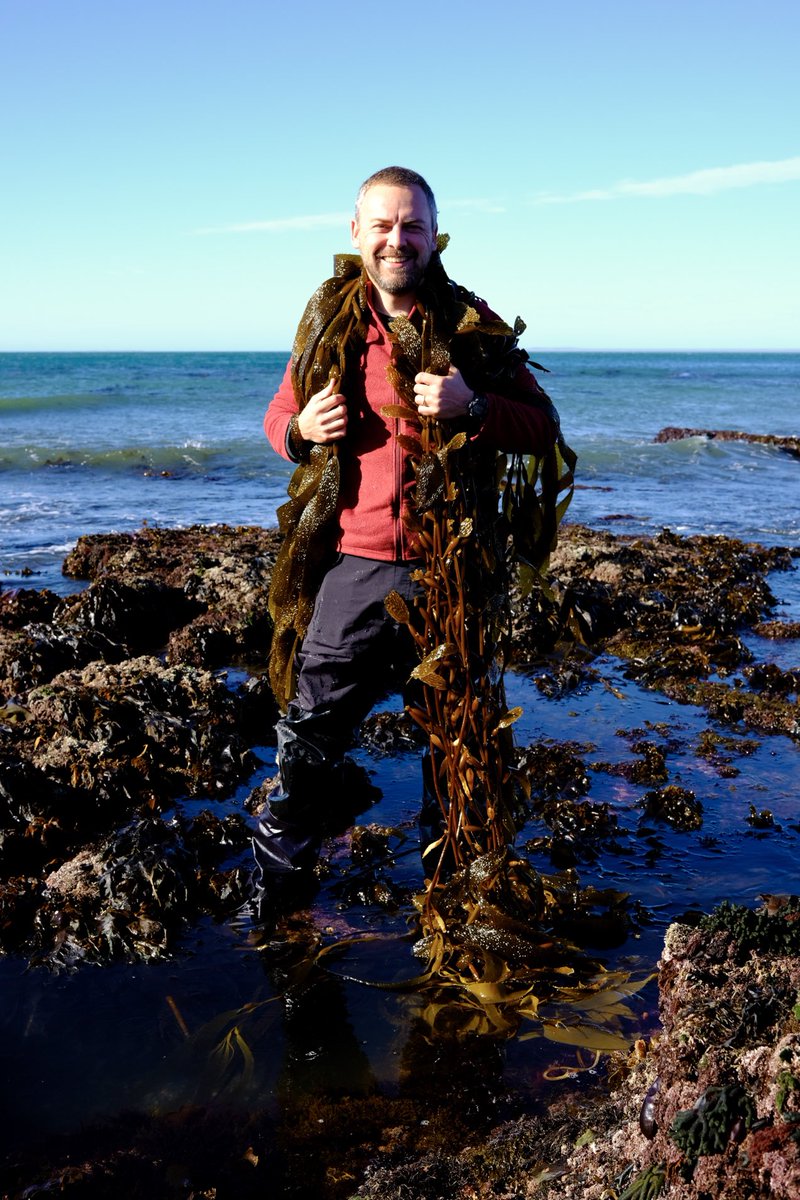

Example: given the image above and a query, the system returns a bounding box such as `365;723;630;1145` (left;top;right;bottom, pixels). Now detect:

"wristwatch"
467;392;489;426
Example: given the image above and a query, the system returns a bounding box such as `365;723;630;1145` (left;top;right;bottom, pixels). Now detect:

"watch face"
469;394;489;422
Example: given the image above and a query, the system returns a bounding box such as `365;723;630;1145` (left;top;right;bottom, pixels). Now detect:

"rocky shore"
548;899;800;1200
1;524;283;969
1;520;798;1197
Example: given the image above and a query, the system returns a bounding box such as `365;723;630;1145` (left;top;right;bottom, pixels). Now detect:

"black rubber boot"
249;705;380;925
257;705;343;859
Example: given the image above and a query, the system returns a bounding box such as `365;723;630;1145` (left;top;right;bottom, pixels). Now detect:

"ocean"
2;351;799;592
2;351;799;1170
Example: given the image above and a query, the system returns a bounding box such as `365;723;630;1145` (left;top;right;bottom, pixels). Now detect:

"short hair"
355;166;438;228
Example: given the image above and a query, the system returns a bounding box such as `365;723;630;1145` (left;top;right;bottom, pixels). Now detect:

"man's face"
351;183;437;304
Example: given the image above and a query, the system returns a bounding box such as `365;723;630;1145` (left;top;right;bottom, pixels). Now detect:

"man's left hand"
413;367;473;420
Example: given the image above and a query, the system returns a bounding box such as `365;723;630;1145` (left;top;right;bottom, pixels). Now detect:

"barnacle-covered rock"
7;811;252;968
59;576;199;651
0;585;61;630
28;817;194;967
22;656;256;803
62;524;281;669
553;898;800;1200
0;621;125;700
0;652;257;964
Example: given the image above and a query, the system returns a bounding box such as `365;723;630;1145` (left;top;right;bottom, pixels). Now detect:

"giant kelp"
372;257;584;1023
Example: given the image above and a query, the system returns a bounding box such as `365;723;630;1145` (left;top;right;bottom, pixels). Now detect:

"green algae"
776;1069;800;1120
618;1161;667;1200
669;1083;755;1170
699;898;800;957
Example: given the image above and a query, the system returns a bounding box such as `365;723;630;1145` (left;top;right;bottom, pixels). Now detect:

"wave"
576;430;799;473
0;442;247;474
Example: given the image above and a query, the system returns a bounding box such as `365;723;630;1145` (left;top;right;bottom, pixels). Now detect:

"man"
253;166;561;910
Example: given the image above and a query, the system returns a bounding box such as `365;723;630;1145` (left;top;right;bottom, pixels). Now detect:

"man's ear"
350;218;359;247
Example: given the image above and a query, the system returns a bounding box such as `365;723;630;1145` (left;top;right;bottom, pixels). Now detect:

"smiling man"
355;175;436;302
253;165;561;919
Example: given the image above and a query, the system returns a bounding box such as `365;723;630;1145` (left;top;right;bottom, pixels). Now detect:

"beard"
363;249;430;295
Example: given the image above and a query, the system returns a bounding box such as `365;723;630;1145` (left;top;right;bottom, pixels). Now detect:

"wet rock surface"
8;904;797;1199
0;654;257;967
515;524;799;740
0;525;281;968
62;522;283;669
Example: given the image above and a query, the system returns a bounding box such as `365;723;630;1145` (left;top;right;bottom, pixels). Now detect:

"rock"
0;586;62;629
59;576;199;651
640;785;704;831
63;523;282;669
552;898;800;1200
655;427;800;459
0;621;125;701
512;524;799;742
22;656;256;804
0;652;256;964
17;811;252;968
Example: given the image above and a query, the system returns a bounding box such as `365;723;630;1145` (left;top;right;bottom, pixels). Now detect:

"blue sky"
2;0;798;351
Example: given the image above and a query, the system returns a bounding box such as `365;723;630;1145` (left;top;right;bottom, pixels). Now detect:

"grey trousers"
290;554;420;757
253;555;421;878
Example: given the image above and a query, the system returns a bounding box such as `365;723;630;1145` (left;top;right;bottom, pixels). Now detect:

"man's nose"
387;222;407;247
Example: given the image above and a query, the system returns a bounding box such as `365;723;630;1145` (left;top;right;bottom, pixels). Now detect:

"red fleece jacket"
264;299;557;562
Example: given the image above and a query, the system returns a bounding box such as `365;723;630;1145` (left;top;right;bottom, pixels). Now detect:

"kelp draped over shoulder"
267;238;575;712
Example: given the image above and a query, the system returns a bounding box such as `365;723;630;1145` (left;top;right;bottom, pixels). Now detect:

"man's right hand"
297;378;348;443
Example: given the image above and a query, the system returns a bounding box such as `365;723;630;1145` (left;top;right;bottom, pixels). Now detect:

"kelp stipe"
379;264;580;1011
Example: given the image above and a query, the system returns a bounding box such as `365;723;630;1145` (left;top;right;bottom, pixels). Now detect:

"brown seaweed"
376;284;584;1028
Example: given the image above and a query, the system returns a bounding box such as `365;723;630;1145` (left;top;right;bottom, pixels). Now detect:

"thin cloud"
191;212;350;235
534;156;800;204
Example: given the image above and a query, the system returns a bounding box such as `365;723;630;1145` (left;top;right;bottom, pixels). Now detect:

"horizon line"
2;346;799;355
